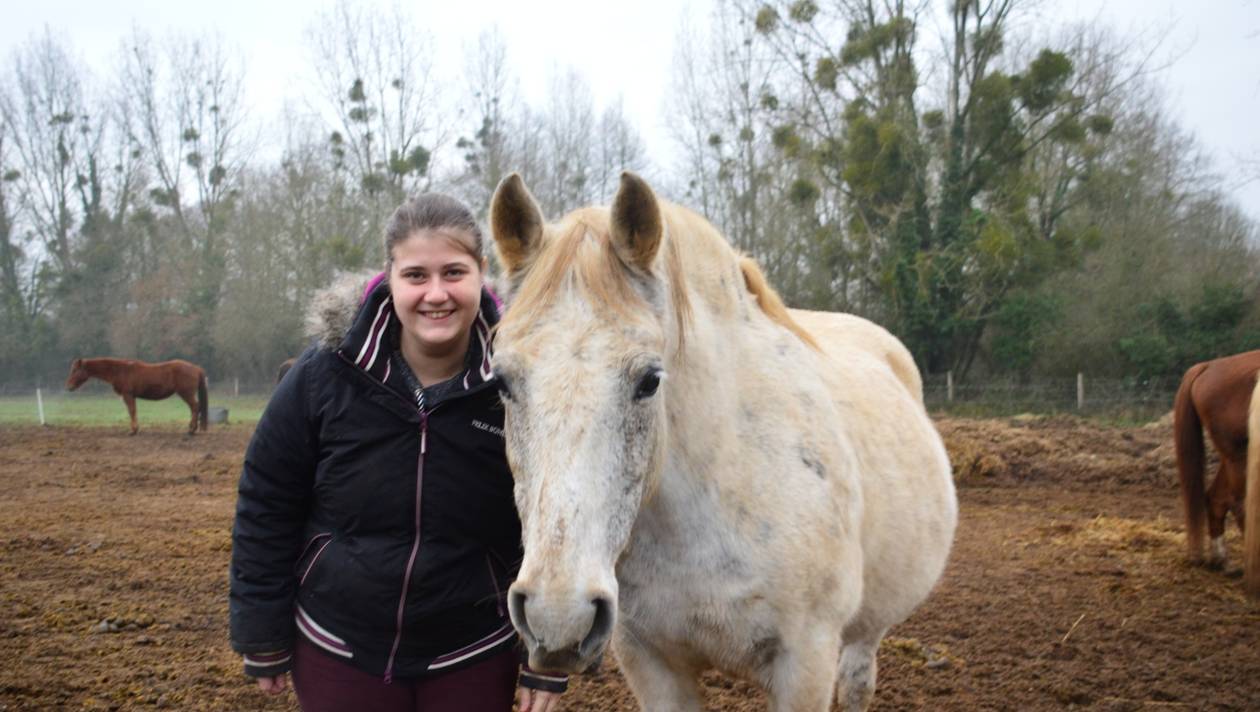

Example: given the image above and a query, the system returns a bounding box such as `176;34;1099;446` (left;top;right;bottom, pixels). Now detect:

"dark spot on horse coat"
756;518;773;545
801;448;827;479
740;405;759;428
750;634;781;669
820;573;838;596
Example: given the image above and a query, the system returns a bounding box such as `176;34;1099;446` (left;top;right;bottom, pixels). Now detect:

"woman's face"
389;229;485;357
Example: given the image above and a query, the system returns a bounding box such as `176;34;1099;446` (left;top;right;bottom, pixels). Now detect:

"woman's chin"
413;324;469;351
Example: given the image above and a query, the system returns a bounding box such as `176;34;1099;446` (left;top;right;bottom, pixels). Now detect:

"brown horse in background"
65;358;208;435
275;357;297;384
1173;349;1260;598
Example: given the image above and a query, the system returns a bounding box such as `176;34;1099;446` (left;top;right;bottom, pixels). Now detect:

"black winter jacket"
229;277;553;687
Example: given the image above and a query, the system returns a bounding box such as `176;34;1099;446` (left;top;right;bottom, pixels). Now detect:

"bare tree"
454;28;545;219
0;29;144;360
114;28;251;363
534;69;599;216
307;0;446;215
593;98;649;205
119;29;248;241
0;118;47;375
1;30;90;272
667;1;835;307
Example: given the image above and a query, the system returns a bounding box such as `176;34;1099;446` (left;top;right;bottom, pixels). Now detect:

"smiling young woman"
229;193;567;712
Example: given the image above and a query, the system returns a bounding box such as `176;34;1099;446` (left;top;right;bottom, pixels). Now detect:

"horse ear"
71;358;81;368
491;174;545;275
610;172;663;273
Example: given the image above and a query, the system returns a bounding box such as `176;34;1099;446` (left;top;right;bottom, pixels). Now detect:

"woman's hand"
256;674;289;694
517;686;562;712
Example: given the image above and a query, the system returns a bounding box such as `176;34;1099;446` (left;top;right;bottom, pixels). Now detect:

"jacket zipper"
384;407;430;684
331;351;482;683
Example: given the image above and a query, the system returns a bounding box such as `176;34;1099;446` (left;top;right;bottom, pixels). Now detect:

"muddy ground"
1;415;1257;711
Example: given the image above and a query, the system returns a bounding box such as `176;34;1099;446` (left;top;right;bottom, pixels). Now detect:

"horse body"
1173;349;1260;596
489;173;956;711
618;335;950;710
276;357;297;384
65;357;208;435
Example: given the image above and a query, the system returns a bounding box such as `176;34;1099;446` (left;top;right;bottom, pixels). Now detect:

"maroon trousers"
291;635;519;712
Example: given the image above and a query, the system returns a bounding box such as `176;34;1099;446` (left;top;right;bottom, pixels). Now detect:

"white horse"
489;173;957;712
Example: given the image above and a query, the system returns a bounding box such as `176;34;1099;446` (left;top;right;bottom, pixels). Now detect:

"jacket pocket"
295;533;333;586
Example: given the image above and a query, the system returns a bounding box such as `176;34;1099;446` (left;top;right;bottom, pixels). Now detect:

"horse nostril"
579;594;615;659
508;589;535;646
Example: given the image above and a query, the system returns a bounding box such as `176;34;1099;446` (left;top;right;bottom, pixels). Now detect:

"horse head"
490;173;677;673
65;358;88;391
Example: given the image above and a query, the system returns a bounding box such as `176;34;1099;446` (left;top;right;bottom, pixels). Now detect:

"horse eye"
634;370;663;400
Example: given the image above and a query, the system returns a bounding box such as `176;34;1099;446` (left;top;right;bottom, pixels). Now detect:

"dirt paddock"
1;416;1258;711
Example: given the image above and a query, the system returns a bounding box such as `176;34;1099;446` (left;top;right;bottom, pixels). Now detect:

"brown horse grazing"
65;358;209;435
1173;349;1260;597
275;357;297;384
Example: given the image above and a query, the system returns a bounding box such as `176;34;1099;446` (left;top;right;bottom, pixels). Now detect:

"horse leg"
123;394;138;436
612;629;704;712
1205;463;1234;568
834;623;886;712
179;390;198;435
1231;494;1246;532
766;626;843;712
1229;458;1248;531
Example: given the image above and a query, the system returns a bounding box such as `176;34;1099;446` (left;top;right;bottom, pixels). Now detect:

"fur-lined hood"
304;270;382;349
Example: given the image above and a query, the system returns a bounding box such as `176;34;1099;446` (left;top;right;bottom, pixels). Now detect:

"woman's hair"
384;193;484;264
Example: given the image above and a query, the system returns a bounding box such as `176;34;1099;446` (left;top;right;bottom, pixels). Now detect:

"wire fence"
923;373;1180;421
0;373;1182;426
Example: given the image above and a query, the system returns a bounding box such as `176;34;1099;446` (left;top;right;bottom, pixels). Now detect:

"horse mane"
81;357;131;377
499;208;693;349
737;256;819;351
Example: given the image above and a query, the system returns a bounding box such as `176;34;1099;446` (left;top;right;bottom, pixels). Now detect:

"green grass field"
0;391;271;427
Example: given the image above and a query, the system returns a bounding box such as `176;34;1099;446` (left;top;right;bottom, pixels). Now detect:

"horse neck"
83;358;125;385
665;209;760;375
658;213;772;481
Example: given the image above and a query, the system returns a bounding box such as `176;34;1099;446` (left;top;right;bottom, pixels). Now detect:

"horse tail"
737;256;819;351
198;371;209;431
1173;362;1209;563
1244;372;1260;598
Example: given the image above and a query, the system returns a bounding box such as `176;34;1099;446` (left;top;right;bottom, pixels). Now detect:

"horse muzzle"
508;583;616;673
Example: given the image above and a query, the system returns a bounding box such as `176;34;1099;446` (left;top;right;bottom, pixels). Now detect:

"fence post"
1077;372;1084;410
36;387;45;426
947;371;954;403
234;377;239;398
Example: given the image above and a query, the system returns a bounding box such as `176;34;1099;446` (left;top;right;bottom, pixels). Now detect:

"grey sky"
3;0;1258;221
